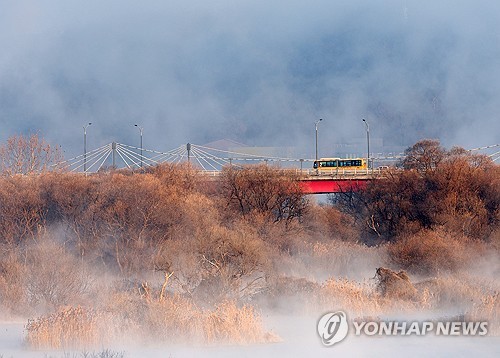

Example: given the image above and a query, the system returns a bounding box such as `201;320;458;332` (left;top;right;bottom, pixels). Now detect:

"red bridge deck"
299;178;370;194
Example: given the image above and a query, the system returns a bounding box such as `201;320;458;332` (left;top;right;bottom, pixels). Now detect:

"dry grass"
320;278;383;317
0;157;494;345
0;252;27;315
470;293;499;335
315;269;500;335
415;274;499;332
317;276;419;318
25;306;108;349
202;301;279;344
309;240;385;280
25;294;279;349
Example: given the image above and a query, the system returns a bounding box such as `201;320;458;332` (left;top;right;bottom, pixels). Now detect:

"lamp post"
315;118;323;175
315;118;323;162
83;122;92;173
135;124;143;168
362;118;370;172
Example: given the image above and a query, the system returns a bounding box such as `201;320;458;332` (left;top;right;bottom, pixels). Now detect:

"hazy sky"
1;0;499;158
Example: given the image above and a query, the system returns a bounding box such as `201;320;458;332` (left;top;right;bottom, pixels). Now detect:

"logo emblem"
317;311;349;346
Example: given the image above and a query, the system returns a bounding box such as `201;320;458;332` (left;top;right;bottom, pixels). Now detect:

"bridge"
298;175;371;194
55;142;500;194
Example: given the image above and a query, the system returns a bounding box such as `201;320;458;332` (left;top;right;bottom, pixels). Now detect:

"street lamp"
83;122;92;173
362;118;370;172
315;118;323;162
134;124;143;168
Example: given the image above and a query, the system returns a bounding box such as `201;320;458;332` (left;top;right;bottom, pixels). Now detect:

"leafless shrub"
146;162;200;194
375;267;417;300
400;139;446;174
24;237;91;311
0;138;495;344
0;175;45;244
194;224;270;305
387;230;474;275
0;133;63;176
304;205;359;242
307;240;386;280
0;252;28;315
219;164;309;224
339;140;499;241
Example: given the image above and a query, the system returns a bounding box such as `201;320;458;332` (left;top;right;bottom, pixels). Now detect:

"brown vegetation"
26;306;105;349
375;267;417;300
0;133;63;175
0;135;498;346
25;297;278;349
336;139;500;243
220;165;308;224
387;230;485;275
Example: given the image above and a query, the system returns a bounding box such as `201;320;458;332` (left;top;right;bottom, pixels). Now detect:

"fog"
0;0;499;159
2;321;500;358
0;165;499;355
1;5;500;351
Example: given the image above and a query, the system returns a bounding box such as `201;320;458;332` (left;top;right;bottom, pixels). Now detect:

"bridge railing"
293;168;386;177
199;170;220;177
197;167;388;178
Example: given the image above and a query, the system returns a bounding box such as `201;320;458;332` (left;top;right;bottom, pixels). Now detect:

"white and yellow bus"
313;158;367;172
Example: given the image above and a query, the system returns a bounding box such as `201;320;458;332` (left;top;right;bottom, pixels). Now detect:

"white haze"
2;321;500;357
0;0;499;159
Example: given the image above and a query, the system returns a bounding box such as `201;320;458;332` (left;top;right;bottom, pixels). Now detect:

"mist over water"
1;1;499;159
0;162;497;355
0;4;500;354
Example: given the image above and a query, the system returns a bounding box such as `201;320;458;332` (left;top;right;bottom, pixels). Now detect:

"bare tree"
220;164;309;223
336;140;500;242
400;139;445;174
0;133;63;175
